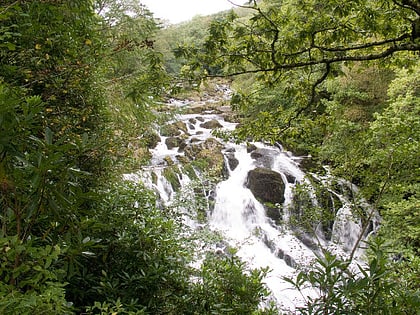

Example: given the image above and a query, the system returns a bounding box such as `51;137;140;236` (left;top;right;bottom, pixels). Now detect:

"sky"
140;0;237;24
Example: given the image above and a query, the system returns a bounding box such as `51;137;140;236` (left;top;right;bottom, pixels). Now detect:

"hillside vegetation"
1;0;419;314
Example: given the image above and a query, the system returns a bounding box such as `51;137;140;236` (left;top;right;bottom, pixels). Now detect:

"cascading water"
124;85;373;312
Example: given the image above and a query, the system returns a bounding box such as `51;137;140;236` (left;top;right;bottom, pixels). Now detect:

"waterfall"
124;88;373;312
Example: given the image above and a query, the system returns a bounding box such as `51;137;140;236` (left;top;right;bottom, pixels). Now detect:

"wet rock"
266;207;283;225
284;254;296;268
165;137;184;149
250;151;263;159
225;152;239;171
262;234;276;252
276;249;284;259
246;168;285;205
189;118;197;124
200;119;223;129
285;173;296;183
151;171;158;185
247;143;257;153
162;166;181;191
295;232;318;250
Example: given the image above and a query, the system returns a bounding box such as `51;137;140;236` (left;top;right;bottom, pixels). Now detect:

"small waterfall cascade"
124;86;376;312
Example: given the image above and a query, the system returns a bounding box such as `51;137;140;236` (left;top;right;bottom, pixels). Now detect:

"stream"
124;84;376;312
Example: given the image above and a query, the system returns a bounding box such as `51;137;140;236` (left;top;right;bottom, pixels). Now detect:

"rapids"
124;85;375;312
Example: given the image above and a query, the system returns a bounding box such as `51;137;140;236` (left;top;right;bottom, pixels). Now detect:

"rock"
200;119;223;129
161;121;188;137
202;138;223;150
276;249;284;259
284;254;296;268
266;207;282;224
262;234;276;252
176;155;189;164
285;173;296;183
183;138;224;176
225;152;239;171
189;118;197;124
247;143;257;153
162;166;181;191
246;167;286;205
151;172;158;185
250;151;263;159
190;137;201;143
165;137;184;149
163;156;174;165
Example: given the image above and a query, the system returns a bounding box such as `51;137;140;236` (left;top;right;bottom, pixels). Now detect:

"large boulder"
246;168;285;204
246;167;286;223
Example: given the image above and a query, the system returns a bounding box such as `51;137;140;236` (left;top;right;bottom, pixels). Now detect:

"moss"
151;171;158;185
183;164;198;180
163;166;181;191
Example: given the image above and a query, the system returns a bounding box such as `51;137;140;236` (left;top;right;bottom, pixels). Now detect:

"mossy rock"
163;156;174;165
144;130;161;149
200;119;223;129
163;166;181;191
165;137;185;150
161;121;188;137
197;149;224;176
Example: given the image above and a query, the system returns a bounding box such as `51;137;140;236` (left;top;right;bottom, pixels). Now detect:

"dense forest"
0;0;419;314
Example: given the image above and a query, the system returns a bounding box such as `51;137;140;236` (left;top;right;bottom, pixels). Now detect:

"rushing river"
124;86;375;312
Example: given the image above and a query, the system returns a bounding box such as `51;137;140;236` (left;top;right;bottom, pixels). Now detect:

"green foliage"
0;237;71;315
63;181;192;314
177;1;419;313
186;253;277;315
286;238;420;314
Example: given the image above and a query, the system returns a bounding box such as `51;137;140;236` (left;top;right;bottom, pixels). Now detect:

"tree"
180;0;419;119
177;0;420;312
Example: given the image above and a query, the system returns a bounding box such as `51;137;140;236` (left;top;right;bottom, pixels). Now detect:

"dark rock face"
225;152;239;171
246;167;285;205
246;143;257;153
245;167;286;224
284;173;296;184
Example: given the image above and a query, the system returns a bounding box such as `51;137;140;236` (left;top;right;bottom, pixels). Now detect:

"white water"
124;92;371;312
